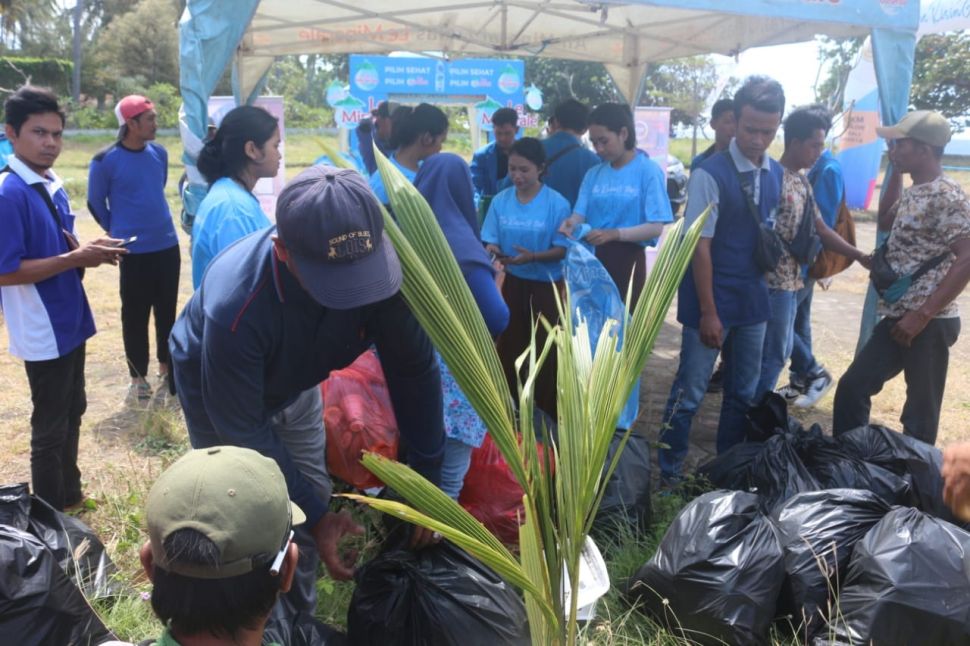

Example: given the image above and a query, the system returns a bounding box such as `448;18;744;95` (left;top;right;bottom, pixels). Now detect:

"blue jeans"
439;437;474;499
659;321;767;481
789;279;821;381
756;289;797;399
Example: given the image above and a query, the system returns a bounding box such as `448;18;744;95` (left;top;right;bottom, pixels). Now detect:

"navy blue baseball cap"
275;165;401;309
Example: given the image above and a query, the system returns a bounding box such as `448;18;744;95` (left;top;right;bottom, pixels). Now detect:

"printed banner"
634;107;672;173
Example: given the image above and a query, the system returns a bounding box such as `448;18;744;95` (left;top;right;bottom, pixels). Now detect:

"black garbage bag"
262;594;347;646
593;429;651;536
821;507;970;645
837;425;956;522
626;490;785;645
746;391;791;442
696;441;764;491
772;489;892;640
0;483;118;599
792;430;911;506
347;541;529;646
748;434;820;513
0;524;115;646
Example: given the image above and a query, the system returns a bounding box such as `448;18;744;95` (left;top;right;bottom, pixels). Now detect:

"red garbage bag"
459;435;551;546
321;350;399;490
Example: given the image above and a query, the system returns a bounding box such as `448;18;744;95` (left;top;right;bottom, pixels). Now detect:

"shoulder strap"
545;142;583;167
1;164;66;230
724;151;763;228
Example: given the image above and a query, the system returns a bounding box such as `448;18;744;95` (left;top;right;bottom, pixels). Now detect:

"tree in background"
911;32;970;131
525;58;622;116
814;35;865;113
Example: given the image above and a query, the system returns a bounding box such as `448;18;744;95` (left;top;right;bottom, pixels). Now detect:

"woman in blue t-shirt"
559;103;673;309
191;106;280;288
482;137;570;418
369;103;448;205
414;153;509;499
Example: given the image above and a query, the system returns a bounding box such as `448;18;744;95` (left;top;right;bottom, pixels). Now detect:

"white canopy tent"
178;0;920;216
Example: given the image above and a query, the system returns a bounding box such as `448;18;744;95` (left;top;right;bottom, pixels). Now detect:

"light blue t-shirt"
480;184;571;282
573;153;673;247
191;177;271;288
369;154;418;205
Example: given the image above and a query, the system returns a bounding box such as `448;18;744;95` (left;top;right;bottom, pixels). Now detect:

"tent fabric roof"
234;0;919;106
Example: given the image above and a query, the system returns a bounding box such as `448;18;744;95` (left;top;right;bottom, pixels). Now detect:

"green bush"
68;105;119;130
285;99;334;129
0;57;73;95
63;82;181;130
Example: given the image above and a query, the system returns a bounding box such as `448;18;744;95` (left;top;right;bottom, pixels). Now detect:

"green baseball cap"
146;446;305;579
876;110;952;148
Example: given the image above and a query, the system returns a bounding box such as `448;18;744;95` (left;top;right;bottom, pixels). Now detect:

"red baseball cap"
115;95;155;126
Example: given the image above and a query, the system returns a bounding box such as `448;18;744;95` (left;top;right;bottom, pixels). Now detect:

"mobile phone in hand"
116;236;138;248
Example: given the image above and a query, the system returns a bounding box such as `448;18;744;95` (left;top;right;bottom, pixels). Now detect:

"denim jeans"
659;321;767;481
756;288;797;399
789;279;821;381
439;437;474;499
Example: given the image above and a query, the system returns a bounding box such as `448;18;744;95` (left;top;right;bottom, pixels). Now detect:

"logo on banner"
880;0;908;16
497;65;521;95
354;60;380;91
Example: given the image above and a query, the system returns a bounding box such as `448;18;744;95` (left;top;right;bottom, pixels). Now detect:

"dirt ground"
1;213;970;575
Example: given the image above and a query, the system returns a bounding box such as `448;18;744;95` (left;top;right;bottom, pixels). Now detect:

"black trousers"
24;343;86;510
120;244;181;378
833;316;960;445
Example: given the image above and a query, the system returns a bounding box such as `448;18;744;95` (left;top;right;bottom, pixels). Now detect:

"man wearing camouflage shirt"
834;111;970;444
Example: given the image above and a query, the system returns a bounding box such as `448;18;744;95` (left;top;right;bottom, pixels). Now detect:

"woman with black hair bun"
191;105;280;287
558;102;673;310
369;103;448;205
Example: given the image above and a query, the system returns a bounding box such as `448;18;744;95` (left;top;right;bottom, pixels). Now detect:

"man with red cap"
88;95;180;403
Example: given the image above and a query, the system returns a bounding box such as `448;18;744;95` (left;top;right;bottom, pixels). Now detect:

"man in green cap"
113;446;307;645
834;110;970;445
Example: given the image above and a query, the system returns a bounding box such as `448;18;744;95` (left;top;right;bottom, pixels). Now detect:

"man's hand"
698;311;723;349
69;236;128;268
558;215;582;238
584;228;620;246
856;252;873;271
408;525;443;550
943;442;970;521
890;309;931;348
311;509;365;581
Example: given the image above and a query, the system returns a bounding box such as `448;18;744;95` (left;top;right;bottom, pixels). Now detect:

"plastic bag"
746;391;792;442
347;541;530;646
792;430;911;506
320;349;399;490
627;490;786;645
696;441;764;491
772;489;892;640
822;507;970;645
594;429;651;536
0;483;117;599
460;434;551;545
836;425;957;523
564;242;639;429
262;593;347;646
0;524;115;646
747;434;820;513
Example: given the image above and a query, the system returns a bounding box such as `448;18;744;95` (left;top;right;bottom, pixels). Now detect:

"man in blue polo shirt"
658;77;786;484
88;94;180;402
170;166;445;611
0;86;126;510
541;99;601;208
471;107;519;203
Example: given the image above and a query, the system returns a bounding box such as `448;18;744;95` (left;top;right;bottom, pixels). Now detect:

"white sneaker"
793;370;833;408
776;379;806;403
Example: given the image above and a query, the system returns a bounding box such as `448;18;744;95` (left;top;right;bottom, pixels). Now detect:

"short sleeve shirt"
766;169;816;291
480;185;571;281
573;153;673;247
879;176;970;319
369;154;417;204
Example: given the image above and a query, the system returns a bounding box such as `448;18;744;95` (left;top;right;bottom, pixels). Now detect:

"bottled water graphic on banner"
498;64;521;95
475;96;504;132
435;60;445;93
354;60;379;92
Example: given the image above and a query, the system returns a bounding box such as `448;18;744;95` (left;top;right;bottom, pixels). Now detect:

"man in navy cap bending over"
169;166;444;614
